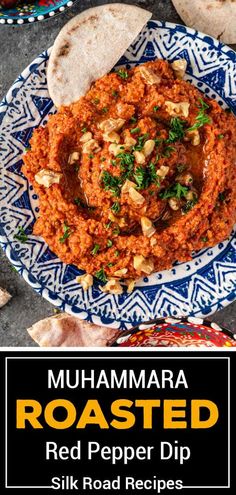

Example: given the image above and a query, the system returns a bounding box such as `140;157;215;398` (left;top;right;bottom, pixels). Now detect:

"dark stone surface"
0;0;235;345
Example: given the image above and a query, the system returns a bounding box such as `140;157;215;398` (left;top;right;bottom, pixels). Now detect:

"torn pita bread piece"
0;287;11;309
47;3;152;107
27;313;119;347
172;0;236;44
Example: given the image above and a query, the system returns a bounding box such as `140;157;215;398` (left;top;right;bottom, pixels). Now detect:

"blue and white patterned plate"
0;21;236;330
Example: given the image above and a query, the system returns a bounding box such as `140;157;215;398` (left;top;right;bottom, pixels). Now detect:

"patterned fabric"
0;0;76;24
0;22;236;329
112;317;236;347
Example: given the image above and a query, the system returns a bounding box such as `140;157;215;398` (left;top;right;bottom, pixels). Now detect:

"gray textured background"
0;0;235;346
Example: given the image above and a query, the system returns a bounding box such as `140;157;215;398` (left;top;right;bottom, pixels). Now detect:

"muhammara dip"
22;59;236;293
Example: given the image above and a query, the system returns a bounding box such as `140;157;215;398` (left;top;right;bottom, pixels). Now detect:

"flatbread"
172;0;236;44
0;287;11;309
27;313;119;347
47;3;152;107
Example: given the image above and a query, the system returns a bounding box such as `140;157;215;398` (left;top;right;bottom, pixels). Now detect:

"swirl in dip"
22;59;236;294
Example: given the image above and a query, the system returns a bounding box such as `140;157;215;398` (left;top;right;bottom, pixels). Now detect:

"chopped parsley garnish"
154;138;164;147
107;262;114;267
117;151;135;168
111;159;117;166
218;191;227;202
199;98;209;111
182;196;198;214
74;198;85;207
167;117;186;143
134;162;160;190
153;106;159;112
133;133;149;151
74;198;95;211
24;146;31;152
89;154;94;159
162;146;175;157
149;162;160;185
177;164;186;173
111;201;121;214
218;134;224;139
117;69;129;79
100;157;106;162
95;267;107;283
116;152;135;181
115;250;120;257
101;171;122;196
130;116;137;123
202;236;208;243
91;243;100;256
187;98;211;132
14;227;28;243
59;223;73;243
113;226;120;236
159;182;189;200
130;127;141;134
134;166;147;189
102;107;108;114
107;239;113;248
105;221;112;229
93;98;100;104
81;127;87;133
112;90;118;97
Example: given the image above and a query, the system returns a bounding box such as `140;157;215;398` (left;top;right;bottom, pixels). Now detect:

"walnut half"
35;169;62;188
100;279;123;295
77;274;93;291
99;118;125;134
139;66;161;85
133;255;154;274
68;151;80;164
82;139;101;154
165;101;190;118
121;179;137;194
171;59;187;79
129;187;145;205
141;217;156;237
186;129;200;146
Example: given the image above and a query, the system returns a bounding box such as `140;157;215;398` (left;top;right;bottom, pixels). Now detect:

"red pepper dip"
22;59;236;293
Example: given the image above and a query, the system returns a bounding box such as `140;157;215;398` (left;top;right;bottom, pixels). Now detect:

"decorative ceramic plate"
0;0;76;25
0;21;236;330
111;317;236;347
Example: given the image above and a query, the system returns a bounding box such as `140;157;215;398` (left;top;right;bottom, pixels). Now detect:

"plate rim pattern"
0;21;236;329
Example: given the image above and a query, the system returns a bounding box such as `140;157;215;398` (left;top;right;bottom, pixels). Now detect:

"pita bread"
0;287;11;308
27;313;119;347
47;3;152;107
172;0;236;44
